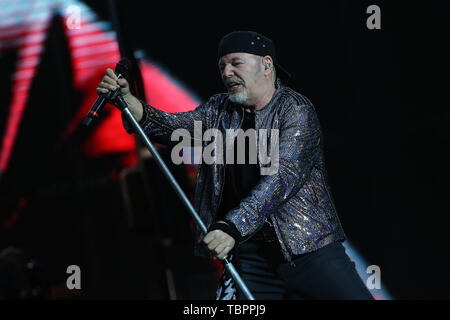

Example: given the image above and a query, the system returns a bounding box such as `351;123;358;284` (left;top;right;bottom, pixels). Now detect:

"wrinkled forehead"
218;52;259;66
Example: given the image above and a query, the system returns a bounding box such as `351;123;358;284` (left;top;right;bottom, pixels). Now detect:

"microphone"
83;58;132;127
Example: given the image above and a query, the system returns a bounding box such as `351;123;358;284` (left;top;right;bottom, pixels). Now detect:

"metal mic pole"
116;96;255;301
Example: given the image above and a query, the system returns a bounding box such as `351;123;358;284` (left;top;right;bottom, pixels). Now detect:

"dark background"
0;0;449;299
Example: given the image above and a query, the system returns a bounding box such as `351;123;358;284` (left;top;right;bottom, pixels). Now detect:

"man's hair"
272;66;277;86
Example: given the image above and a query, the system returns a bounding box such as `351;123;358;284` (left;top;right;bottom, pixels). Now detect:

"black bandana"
218;30;292;80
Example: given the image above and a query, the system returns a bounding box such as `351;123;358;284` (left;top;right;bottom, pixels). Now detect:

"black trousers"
235;239;374;300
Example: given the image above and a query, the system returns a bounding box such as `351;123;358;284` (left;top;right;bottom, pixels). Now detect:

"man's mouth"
227;82;243;91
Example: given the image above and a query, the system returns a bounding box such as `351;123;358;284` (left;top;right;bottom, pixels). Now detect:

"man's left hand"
203;228;235;260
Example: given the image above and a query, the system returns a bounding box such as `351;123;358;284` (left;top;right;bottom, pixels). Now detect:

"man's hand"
96;68;143;121
96;68;131;98
203;227;236;260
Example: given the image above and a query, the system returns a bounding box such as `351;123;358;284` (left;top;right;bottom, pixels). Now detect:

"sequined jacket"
124;80;346;262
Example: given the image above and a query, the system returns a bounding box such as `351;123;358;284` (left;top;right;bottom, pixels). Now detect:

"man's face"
218;52;263;106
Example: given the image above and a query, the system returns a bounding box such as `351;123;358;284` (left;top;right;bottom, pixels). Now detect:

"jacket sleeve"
121;94;221;144
224;103;322;240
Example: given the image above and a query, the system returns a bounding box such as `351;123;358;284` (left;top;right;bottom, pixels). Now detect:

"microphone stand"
114;95;255;301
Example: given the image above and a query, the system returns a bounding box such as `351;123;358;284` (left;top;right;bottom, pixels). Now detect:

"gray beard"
229;88;248;105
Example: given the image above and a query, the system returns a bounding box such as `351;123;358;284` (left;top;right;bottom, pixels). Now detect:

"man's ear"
263;56;274;72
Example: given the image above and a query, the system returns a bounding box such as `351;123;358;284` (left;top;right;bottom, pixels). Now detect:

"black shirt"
216;110;260;221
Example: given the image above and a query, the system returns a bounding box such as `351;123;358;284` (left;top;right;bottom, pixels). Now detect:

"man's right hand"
96;68;130;97
96;68;143;121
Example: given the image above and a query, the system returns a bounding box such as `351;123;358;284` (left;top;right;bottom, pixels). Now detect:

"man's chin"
229;97;247;106
228;91;248;105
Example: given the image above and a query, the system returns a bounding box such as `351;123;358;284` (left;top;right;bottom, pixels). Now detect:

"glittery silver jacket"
124;80;346;262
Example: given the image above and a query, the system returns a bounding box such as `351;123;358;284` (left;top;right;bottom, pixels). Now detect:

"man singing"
96;30;373;300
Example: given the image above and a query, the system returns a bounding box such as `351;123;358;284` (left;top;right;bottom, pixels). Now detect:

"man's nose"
222;65;234;78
